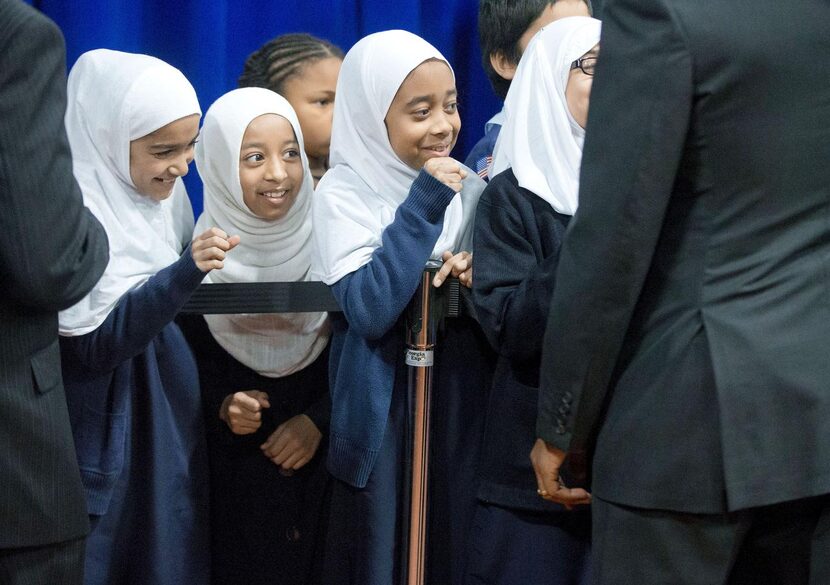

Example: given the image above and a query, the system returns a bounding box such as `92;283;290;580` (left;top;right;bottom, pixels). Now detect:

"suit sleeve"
536;0;694;451
0;9;108;311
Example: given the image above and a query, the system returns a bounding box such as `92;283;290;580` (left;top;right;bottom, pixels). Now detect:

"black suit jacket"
0;0;108;547
537;0;830;514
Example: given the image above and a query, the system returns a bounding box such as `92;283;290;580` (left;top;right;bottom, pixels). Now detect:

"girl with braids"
240;33;343;187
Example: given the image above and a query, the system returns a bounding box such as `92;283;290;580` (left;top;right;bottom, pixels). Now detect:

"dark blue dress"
468;168;591;585
60;250;209;585
178;313;332;585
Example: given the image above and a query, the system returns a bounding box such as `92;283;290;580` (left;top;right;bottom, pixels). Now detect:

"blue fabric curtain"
27;0;505;216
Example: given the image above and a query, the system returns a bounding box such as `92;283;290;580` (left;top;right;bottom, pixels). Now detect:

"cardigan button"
286;526;302;542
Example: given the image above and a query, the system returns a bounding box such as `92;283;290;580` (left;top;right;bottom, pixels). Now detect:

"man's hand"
530;438;592;509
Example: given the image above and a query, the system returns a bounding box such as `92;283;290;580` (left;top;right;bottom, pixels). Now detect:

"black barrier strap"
181;282;341;314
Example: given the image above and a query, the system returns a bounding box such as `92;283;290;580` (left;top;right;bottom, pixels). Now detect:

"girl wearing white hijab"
180;87;331;585
311;29;491;585
469;17;601;585
57;49;238;585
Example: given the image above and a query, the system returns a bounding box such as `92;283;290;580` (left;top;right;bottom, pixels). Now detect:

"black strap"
181;282;341;315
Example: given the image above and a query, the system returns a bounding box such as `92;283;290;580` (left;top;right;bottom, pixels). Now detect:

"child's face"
281;57;342;161
238;113;304;221
129;114;200;201
491;0;592;82
565;44;599;129
384;60;460;171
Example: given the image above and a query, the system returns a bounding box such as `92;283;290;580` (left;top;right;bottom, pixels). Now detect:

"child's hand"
191;227;241;273
219;390;270;435
424;157;467;193
433;250;473;289
260;414;322;471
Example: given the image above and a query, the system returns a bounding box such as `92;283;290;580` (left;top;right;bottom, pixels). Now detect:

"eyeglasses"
570;56;597;76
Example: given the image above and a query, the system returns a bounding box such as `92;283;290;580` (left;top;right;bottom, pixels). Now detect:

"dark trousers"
0;537;85;585
591;495;830;585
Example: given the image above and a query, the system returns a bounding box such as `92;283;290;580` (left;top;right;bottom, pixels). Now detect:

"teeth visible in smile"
261;190;286;199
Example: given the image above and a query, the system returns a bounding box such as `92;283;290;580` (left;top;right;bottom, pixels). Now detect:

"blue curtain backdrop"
26;0;507;216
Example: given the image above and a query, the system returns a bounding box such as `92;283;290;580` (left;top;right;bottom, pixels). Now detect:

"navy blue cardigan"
60;249;205;514
326;170;458;488
472;168;574;512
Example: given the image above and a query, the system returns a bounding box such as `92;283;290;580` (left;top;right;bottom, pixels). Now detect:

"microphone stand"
402;260;460;585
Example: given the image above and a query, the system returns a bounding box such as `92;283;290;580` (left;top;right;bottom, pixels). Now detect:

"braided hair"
239;33;344;93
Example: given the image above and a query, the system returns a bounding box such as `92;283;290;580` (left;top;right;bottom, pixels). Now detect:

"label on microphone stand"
405;349;434;367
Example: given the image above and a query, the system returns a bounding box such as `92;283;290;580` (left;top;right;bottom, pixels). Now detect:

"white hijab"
311;30;483;285
490;17;602;214
59;49;200;336
195;88;329;377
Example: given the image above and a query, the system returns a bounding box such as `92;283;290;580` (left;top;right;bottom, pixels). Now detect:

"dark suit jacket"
0;0;108;547
537;0;830;514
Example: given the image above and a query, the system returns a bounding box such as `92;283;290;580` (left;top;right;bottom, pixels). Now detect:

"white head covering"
311;30;484;284
490;17;601;215
59;49;200;336
194;88;329;377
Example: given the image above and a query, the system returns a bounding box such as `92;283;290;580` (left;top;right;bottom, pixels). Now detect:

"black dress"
178;314;332;585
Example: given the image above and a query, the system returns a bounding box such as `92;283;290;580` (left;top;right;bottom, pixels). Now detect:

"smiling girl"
57;49;238;585
181;87;331;585
469;18;601;585
311;30;490;585
239;34;343;187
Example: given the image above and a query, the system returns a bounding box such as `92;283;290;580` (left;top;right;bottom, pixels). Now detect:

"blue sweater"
60;249;205;511
326;170;457;488
60;249;209;584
